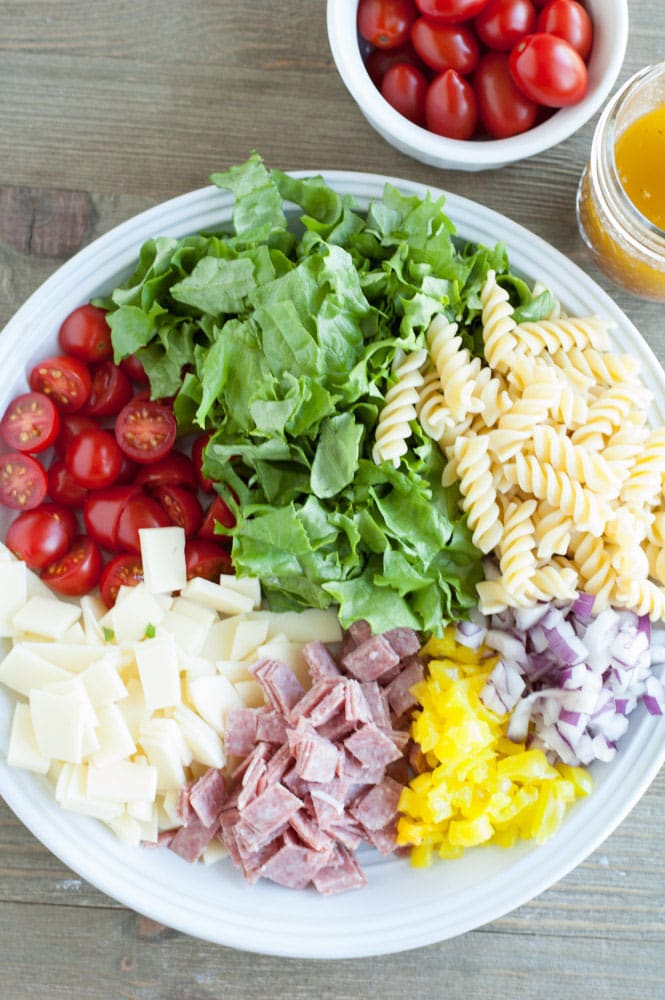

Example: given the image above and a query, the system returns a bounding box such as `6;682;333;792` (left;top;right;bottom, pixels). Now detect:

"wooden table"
1;3;664;997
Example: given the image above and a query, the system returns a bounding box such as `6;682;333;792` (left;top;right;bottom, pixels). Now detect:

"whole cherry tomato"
120;353;150;384
474;0;537;51
54;414;99;459
134;450;198;492
115;493;171;553
58;304;112;363
411;19;479;74
474;50;538;137
115;399;177;464
425;69;478;138
536;0;592;59
415;0;490;23
358;0;418;49
6;503;76;569
41;535;103;596
509;31;587;106
47;459;88;508
80;360;133;418
28;355;91;413
381;62;428;124
1;391;60;454
0;452;48;510
100;553;144;607
364;41;424;87
65;427;124;490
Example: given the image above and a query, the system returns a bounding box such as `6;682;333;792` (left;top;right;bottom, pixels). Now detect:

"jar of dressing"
577;62;665;300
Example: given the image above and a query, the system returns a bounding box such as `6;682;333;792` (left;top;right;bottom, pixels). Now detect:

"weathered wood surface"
0;2;664;996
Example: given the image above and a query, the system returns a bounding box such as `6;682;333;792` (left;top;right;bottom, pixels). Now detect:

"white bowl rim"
327;0;629;167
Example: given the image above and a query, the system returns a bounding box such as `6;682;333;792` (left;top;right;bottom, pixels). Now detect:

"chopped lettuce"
100;152;523;635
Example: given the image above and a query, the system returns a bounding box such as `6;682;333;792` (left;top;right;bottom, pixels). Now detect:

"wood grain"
0;2;664;996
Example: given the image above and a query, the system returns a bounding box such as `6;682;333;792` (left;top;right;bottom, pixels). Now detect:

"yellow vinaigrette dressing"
615;105;665;230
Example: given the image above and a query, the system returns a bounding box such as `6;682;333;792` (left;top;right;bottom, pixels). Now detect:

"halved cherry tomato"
54;414;99;459
509;31;587;106
200;494;236;544
411;19;479;74
58;304;112;363
120;353;150;384
364;40;424;87
134;450;198;493
115;399;177;464
358;0;418;49
28;355;91;413
474;0;537;51
536;0;592;60
65;428;124;490
153;485;204;537
80;360;133;418
47;459;88;508
100;553;144;607
425;69;478;138
41;535;102;596
0;452;48;510
116;493;171;553
192;434;215;494
381;62;428;124
0;391;60;454
474;50;538;137
114;453;139;486
6;503;76;569
185;538;233;581
83;485;142;550
415;0;490;23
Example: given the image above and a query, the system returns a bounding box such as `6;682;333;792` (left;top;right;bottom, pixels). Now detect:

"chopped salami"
251;658;305;715
259;840;331;890
349;776;403;831
293;729;340;784
189;768;228;828
384;655;424;717
255;709;289;745
176;780;196;824
342;634;400;682
224;707;259;758
312;844;368;895
348;620;372;644
303;640;341;680
344;723;403;769
360;681;391;730
344;679;373;725
307;683;347;728
169;814;218;863
383;627;421;659
240;782;302;842
289;808;336;853
363;821;399;856
288;678;339;724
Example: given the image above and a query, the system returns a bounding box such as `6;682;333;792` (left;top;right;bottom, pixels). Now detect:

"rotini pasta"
426;314;483;422
480;270;517;373
504;453;610;536
453;435;503;554
372;349;427;468
416;367;454;442
512;315;613;357
531;424;621;494
498;499;537;597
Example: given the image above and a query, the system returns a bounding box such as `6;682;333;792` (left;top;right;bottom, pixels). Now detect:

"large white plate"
1;172;664;959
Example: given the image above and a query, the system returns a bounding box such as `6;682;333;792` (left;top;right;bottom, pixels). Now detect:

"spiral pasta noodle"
453;435;502;554
531;424;621;494
513;316;613;357
553;346;642;387
426;314;483;422
416;367;454;442
372;349;427;468
504;454;610;536
480;270;518;373
498;499;537;598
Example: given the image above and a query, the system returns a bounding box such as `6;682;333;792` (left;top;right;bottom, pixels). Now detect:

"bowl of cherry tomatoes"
327;0;628;170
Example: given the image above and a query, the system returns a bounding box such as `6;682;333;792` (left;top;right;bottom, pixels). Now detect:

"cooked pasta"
553;346;642;387
571;534;616;612
453;435;503;554
620;428;665;507
480;270;517;373
571;383;649;450
512;316;613;357
498;499;537;597
417;367;454;441
614;577;665;621
426;314;483;421
504;454;610;536
534;502;574;561
531;424;621;494
372;349;427;468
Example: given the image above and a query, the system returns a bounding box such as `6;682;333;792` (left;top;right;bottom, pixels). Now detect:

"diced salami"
383;627;421;659
288;678;339;724
384;655;424;717
348;620;372;644
259;841;331;890
240;782;302;842
262;743;293;787
340;749;386;786
349;776;403;831
303;640;341;681
224;707;259;758
289;808;336;853
344;679;373;725
189;767;228;828
293;730;340;784
344;723;403;769
176;779;196;825
316;710;356;742
325;814;365;852
312;844;368;895
342;634;400;682
363;821;399;856
306;683;347;728
234;832;281;884
360;681;391;730
251;658;305;715
255;709;289;745
169;814;218;864
237;749;268;810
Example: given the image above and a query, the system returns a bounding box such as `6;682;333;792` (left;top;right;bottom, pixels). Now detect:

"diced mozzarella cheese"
79;594;107;645
160;789;181;827
218;574;261;608
215;660;254;684
139;719;187;791
13;595;81;640
91;704;136;767
157;609;210;656
181;577;254;615
201;838;228;865
0;561;28;637
188;674;245;734
57;763;125;822
173;705;225;769
230;617;269;661
0;645;71;696
19;641;106;675
106;584;167;643
80;657;128;707
118;678;147;742
107;813;142;846
263;608;343;643
198;617;243;661
87;760;158;803
139;526;187;595
233;679;265;708
171;596;218;628
29;687;91;763
7;702;51;774
61;623;86;644
180;652;216;680
134;634;181;713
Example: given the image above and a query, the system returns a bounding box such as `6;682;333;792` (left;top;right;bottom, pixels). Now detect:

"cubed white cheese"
218;573;262;608
180;652;216;680
139;719;187;791
19;641;106;675
215;660;254;684
107;813;142;846
160;789;181;827
263;608;343;643
0;561;28;637
171;596;218;628
173;705;225;769
87;760;158;803
60;623;86;644
181;577;254;615
57;763;125;822
106;584;167;643
233;678;265;709
117;678;147;742
0;644;72;696
13;595;81;640
139;526;187;595
156;609;210;657
29;687;90;763
91;703;136;767
134;634;181;714
188;674;245;734
7;702;51;774
198;617;243;661
79;594;107;645
80;657;128;707
231;617;269;661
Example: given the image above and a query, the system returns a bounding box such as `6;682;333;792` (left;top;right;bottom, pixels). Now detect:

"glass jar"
576;62;665;300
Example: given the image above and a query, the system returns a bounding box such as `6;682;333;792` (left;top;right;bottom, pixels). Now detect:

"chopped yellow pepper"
397;626;592;865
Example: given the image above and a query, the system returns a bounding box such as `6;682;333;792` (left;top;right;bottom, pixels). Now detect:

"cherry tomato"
425;69;478;138
153;485;204;537
54;414;99;459
80;360;133;418
0;452;48;510
358;0;418;49
509;32;587;106
58;304;112;364
41;535;102;597
536;0;592;59
65;427;124;490
47;459;88;508
415;0;490;23
411;19;479;74
100;553;144;607
185;539;233;581
474;0;537;50
115;399;177;464
116;493;171;553
5;503;76;570
83;485;142;550
28;355;91;413
200;494;236;545
381;62;428;124
120;353;150;384
474;50;538;137
134;450;198;492
0;392;60;454
192;434;215;494
364;41;424;87
114;453;139;486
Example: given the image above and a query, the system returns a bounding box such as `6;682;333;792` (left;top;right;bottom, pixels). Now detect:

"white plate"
1;172;664;959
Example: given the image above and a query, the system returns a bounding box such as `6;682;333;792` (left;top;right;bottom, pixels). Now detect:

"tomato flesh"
474;50;538;137
135;450;198;493
83;485;142;550
65;427;124;490
0;452;48;510
536;0;592;60
41;535;102;596
28;355;91;413
192;434;215;494
58;305;112;363
415;0;491;24
47;459;88;508
115;400;177;464
1;392;60;454
200;494;236;545
474;0;537;51
100;554;144;607
411;19;479;74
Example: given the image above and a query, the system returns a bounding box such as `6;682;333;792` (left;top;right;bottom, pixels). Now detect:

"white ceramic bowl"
1;171;664;958
327;0;629;171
